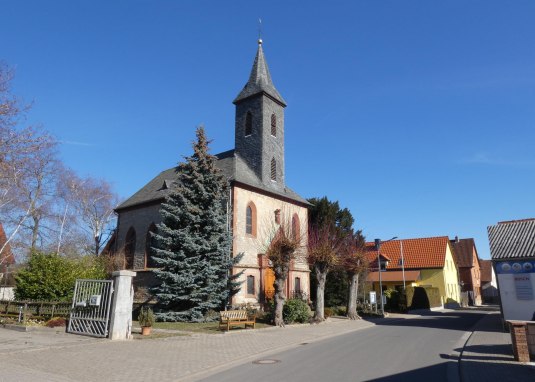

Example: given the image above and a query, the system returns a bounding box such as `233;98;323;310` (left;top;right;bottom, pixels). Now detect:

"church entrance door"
264;268;275;301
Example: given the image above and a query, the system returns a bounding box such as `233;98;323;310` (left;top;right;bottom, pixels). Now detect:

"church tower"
233;40;287;188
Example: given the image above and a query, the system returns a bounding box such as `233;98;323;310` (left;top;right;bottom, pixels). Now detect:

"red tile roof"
450;238;478;268
480;260;493;283
365;236;450;270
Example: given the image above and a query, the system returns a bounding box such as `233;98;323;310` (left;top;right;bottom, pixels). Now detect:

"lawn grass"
133;319;273;334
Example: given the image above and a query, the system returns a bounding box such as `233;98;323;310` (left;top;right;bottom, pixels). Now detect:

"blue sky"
2;1;534;259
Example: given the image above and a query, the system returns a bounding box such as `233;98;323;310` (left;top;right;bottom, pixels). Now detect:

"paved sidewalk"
0;316;386;382
460;312;535;382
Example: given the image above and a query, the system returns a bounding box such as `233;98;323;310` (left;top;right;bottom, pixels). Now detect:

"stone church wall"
116;203;162;270
232;185;310;305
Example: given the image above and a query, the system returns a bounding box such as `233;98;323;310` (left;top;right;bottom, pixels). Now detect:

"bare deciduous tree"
70;176;118;255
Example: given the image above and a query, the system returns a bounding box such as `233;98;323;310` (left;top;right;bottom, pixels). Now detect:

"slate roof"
365;237;450;270
450;238;478;268
480;259;493;283
116;149;308;211
488;218;535;260
233;41;286;106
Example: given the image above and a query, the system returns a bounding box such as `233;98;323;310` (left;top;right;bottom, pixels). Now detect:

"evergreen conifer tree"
151;126;239;322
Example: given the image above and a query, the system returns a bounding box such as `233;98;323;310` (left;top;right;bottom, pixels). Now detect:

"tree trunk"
273;266;288;327
94;235;100;256
347;272;361;320
313;265;327;323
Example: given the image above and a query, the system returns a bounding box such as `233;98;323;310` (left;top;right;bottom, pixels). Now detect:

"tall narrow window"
145;223;157;268
124;227;136;270
292;214;300;240
247;275;255;295
245;202;257;236
246;206;253;234
271;114;277;136
245;111;252;136
295;277;301;292
271;158;276;181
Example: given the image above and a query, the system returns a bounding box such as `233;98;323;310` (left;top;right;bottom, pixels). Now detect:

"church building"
112;40;310;306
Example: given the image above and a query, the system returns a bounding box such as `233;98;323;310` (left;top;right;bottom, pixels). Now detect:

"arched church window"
246;202;257;236
245;111;252;136
271;114;277;136
271;158;276;181
145;223;158;268
124;227;136;270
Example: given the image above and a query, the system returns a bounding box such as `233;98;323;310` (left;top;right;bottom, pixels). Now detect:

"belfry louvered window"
271;158;276;181
245;111;252;136
271;114;276;136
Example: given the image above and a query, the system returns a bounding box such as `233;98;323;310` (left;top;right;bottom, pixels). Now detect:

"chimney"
455;236;459;243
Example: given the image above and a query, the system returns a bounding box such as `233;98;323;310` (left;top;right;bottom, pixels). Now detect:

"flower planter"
141;326;152;336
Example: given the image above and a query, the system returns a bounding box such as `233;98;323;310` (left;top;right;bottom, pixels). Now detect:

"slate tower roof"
233;40;286;106
116;40;308;212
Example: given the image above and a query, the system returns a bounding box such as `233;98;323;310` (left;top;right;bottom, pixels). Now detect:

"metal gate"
67;279;114;338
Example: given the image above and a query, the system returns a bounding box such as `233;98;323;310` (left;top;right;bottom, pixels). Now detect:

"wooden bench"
219;310;256;331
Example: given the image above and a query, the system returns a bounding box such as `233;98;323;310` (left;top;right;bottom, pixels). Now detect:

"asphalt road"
201;310;485;382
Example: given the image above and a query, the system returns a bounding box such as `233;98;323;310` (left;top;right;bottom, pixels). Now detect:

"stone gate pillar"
109;270;136;340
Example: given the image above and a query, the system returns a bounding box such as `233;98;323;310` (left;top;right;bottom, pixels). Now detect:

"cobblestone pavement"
460;311;535;382
0;317;383;382
4;310;530;382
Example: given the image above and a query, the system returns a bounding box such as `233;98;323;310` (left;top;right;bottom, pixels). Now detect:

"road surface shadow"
366;310;491;332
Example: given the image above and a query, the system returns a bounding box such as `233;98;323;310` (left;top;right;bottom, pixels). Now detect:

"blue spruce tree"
151;126;239;322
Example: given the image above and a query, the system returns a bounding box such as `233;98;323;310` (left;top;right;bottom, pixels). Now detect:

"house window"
124;227;136;270
271;114;277;136
246;202;257;236
145;223;157;268
245;111;252;136
271;158;276;181
247;275;255;295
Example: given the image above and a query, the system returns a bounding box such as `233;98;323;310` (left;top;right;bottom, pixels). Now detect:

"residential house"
450;237;482;305
488;218;535;321
111;40;310;306
479;259;498;304
366;237;461;307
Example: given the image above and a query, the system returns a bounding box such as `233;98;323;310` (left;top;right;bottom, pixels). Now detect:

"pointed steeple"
233;40;286;106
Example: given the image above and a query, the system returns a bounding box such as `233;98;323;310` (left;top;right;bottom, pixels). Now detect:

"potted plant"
138;307;155;335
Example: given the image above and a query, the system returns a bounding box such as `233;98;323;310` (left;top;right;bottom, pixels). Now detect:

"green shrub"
324;307;334;318
15;252;107;301
406;286;442;309
138;307;155;327
283;298;311;324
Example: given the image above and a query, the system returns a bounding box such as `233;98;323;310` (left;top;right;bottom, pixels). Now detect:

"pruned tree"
151;126;239;322
340;230;367;320
264;214;303;327
308;224;343;322
307;196;355;322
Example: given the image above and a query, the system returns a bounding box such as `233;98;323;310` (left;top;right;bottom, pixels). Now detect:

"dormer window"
245;111;252;136
271;158;276;181
271;114;277;136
